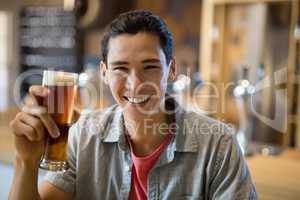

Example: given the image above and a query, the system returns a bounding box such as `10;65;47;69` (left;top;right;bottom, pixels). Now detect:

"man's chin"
119;98;164;117
122;105;160;119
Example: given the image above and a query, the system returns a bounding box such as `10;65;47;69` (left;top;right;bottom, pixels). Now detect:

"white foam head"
42;70;78;86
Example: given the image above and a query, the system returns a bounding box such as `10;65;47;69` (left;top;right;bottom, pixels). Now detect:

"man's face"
101;32;175;120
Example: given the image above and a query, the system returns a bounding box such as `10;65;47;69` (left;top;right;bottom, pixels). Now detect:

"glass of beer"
39;70;78;171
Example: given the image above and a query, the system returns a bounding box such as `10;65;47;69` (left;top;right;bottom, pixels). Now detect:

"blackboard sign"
19;6;83;97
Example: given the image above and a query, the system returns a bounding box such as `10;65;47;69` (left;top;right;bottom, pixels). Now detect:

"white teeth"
127;96;150;104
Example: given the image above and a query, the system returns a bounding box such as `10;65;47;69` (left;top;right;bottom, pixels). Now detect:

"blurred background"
0;0;300;199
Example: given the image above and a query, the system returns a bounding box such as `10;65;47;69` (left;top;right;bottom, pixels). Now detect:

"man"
9;10;257;199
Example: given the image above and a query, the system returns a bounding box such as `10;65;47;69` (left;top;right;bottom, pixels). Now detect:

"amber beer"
39;70;78;171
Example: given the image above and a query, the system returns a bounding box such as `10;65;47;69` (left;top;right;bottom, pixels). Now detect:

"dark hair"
101;10;173;64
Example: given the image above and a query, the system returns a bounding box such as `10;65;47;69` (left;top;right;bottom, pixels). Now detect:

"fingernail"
54;129;60;138
53;132;60;138
43;88;49;96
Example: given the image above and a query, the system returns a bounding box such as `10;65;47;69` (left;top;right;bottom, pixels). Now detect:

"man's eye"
114;66;128;71
144;65;159;70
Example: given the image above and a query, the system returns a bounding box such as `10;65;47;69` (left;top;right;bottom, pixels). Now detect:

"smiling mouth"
123;95;151;104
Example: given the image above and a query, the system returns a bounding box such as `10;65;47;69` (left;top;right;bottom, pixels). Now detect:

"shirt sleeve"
43;122;79;195
209;133;258;200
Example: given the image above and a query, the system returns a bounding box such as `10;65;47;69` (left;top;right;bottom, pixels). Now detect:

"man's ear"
168;57;176;81
100;61;109;85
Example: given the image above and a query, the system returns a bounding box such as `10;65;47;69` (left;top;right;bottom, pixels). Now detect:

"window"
0;11;12;111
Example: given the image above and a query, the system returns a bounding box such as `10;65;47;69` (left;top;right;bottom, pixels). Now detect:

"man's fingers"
22;114;46;141
22;106;60;138
28;85;49;106
22;105;47;116
10;114;39;141
39;113;60;138
17;112;46;141
29;85;49;98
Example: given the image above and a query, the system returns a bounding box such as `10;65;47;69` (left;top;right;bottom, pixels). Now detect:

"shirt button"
125;165;131;172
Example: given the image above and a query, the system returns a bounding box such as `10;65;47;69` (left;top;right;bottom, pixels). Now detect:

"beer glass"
39;70;78;171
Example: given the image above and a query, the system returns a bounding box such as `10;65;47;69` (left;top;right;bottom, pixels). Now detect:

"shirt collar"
102;96;199;153
102;106;129;152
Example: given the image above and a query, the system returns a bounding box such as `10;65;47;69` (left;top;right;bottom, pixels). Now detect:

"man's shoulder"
182;110;234;136
177;109;236;151
176;109;240;166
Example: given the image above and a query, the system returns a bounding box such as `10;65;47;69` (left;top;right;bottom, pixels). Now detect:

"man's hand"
9;85;74;200
10;85;60;164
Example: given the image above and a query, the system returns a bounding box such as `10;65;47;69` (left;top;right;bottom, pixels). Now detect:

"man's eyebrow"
109;61;129;66
109;59;161;65
142;58;161;64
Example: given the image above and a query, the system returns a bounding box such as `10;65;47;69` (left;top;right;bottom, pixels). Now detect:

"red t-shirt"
126;133;174;200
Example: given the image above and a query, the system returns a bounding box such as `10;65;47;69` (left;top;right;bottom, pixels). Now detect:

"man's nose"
126;71;144;92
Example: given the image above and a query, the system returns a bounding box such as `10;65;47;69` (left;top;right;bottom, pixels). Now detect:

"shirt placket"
120;151;133;200
147;169;159;200
147;141;176;200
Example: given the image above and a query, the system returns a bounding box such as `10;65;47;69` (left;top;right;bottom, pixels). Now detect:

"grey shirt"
45;100;257;200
